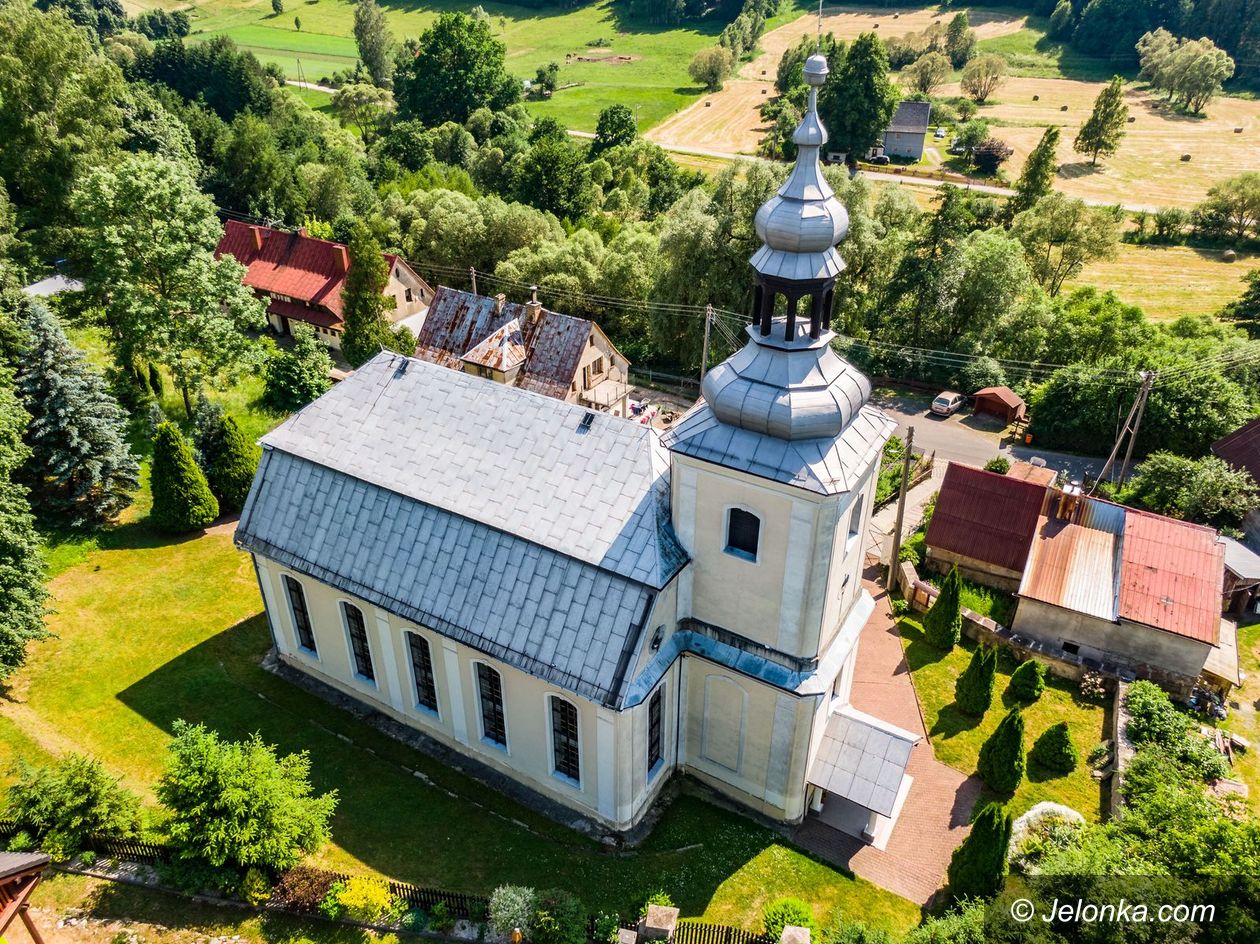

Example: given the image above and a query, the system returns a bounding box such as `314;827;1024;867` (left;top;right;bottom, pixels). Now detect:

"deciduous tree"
960;54;1006;104
71;154;266;416
514;138;594;220
331;83;394;144
1074;76;1129;164
1196;172;1260;243
6;754;141;856
157;720;337;872
904;52;951;96
945;11;977;68
15;302;139;529
591;104;637;156
1120;452;1258;530
820;33;900;159
689;46;734;92
394;13;519;126
1012;192;1122;296
1009;126;1060;217
353;0;394;88
264;323;332;412
341;223;401;368
1219;268;1260;337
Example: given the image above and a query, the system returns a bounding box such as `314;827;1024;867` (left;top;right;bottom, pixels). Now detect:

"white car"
931;391;965;416
934;127;947;139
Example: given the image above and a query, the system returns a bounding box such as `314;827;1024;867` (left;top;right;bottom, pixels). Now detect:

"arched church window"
725;507;761;561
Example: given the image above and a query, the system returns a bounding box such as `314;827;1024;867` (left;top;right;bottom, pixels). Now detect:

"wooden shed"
972;386;1026;424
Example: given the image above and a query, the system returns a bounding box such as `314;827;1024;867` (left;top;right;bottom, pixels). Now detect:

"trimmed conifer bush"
978;706;1025;793
946;801;1012;900
1009;658;1047;702
150;422;219;532
923;565;963;651
205;415;259;513
1031;721;1079;774
954;645;997;716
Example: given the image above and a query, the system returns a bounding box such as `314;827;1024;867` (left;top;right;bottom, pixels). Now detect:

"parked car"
934;127;947;139
930;391;965;416
871;154;891;165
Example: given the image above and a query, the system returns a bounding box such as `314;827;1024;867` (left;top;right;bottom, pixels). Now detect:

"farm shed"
971;386;1026;424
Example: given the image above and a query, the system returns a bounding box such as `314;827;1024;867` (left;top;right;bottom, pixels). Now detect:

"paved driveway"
793;571;982;907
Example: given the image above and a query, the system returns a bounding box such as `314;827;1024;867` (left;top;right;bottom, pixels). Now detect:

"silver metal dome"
751;53;848;281
700;321;871;442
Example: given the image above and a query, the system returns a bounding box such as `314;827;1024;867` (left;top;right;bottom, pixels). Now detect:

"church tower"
660;53;901;825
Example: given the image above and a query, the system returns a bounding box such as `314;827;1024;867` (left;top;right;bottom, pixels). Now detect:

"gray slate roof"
808;705;918;817
237;353;687;705
258;353;684;587
886;101;931;135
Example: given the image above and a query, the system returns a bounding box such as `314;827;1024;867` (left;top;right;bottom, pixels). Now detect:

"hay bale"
1060;105;1069;111
1032;94;1039;101
1235;127;1244;133
761;88;767;94
1127;116;1136;122
705;100;711;107
1181;153;1192;161
1224;249;1238;262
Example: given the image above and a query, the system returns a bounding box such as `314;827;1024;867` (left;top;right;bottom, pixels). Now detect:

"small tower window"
725;508;761;561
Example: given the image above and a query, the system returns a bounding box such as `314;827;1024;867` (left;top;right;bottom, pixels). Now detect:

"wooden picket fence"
675;922;776;944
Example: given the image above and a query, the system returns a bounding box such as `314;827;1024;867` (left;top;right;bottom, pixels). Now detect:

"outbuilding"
971;386;1026;425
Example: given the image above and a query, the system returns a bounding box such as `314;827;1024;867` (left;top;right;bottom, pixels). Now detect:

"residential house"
215;221;433;350
236;54;921;844
925;465;1239;696
880;101;930;161
414;285;631;416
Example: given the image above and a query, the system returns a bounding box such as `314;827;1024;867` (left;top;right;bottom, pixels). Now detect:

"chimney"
333;244;349;274
493;292;507;314
525;284;543;327
297;226;309;238
1054;480;1083;522
250;225;264;251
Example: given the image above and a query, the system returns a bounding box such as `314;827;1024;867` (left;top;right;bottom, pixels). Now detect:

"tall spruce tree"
16;302;139;529
978;706;1026;794
150;422;218;532
820;33;899;160
1010;125;1060;217
955;645;997;716
340;224;399;368
0;371;49;677
1074;76;1129;165
923;565;963;651
946;802;1012;900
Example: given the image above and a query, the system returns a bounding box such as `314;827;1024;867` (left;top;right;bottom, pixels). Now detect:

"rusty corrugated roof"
1119;510;1223;644
461;319;527;371
415;286;591;399
925;464;1046;573
1019;499;1125;622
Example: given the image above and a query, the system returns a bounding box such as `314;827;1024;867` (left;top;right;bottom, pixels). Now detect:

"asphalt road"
872;391;1105;483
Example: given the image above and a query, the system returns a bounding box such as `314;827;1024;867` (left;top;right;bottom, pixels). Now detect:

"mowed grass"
1214;622;1260;813
976;19;1123;83
898;616;1106;822
1068;243;1260;320
155;0;733;131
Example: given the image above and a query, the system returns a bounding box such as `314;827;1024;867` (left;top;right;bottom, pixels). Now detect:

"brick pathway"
793;570;982;908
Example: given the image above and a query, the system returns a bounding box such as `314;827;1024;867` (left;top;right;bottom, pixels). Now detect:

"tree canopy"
394;13;519;126
820;33;900;159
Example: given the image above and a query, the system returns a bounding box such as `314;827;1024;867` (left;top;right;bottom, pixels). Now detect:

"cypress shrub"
148;362;164;396
150;422;218;532
1009;658;1047;702
978;706;1026;793
206;415;260;513
923;565;962;651
946;802;1012;900
1031;721;1079;774
954;645;997;716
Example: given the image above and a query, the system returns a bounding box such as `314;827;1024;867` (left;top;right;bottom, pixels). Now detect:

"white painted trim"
372;609;404;711
442;640;468;745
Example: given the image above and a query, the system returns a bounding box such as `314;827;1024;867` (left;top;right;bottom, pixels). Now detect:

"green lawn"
975;19;1123;83
898;616;1106;822
1216;622;1260;813
5;404;919;934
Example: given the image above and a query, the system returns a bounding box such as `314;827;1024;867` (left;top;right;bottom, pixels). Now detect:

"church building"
235;53;919;842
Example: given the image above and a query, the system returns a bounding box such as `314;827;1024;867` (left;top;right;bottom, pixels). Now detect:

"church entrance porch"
793;569;982;907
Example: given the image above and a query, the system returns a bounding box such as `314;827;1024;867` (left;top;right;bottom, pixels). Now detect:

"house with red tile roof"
215;221;433;350
414;285;631;416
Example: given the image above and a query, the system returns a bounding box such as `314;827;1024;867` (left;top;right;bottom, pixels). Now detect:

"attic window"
650;626;664;651
578;412;595;433
1062;642;1081;656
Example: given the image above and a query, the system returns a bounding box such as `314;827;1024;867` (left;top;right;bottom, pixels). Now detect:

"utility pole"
469;266;478;295
1118;371;1155;485
700;304;713;384
886;426;915;591
1093;380;1145;490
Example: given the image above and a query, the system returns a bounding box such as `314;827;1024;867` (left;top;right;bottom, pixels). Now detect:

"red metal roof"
1212;417;1260;484
1118;510;1223;644
925;464;1047;573
973;386;1024;409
